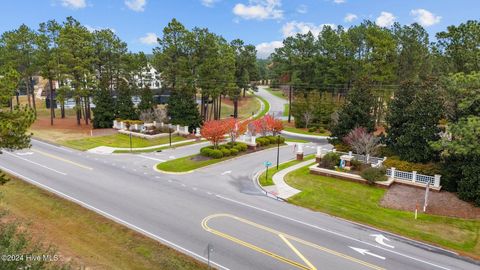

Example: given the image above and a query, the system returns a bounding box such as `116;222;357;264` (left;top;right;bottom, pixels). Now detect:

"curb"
152;164;194;175
281;130;331;140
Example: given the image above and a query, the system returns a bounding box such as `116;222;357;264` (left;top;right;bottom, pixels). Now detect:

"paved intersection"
0;139;477;270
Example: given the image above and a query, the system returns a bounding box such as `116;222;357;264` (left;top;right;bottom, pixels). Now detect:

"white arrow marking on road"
169;156;175;159
16;152;34;156
221;170;232;175
349;247;385;260
371;234;394;249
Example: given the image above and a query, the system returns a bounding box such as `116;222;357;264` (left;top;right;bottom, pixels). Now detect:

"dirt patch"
31;116;117;142
381;184;480;219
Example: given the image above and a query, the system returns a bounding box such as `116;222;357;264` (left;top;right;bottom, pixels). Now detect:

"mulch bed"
380;184;480;219
33;116;117;137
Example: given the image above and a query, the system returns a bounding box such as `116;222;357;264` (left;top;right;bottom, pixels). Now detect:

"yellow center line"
31;149;93;171
202;214;385;270
279;234;317;270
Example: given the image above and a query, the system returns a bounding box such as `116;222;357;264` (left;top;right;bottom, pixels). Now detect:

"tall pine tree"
92;78;116;128
115;80;137;120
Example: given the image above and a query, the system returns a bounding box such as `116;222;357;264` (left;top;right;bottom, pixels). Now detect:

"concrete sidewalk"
263;159;317;200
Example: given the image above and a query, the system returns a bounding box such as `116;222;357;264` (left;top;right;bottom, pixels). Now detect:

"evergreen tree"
138;86;155;112
92;79;116;128
331;79;375;139
167;89;202;129
386;79;443;162
115;80;137;120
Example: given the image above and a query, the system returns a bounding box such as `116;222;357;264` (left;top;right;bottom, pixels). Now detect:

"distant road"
0;139;477;270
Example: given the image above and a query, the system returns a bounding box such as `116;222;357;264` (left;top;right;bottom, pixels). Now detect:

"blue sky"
1;0;478;58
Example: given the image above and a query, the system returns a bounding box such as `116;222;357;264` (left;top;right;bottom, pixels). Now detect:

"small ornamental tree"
343;127;380;156
201;120;227;149
265;115;284;135
252;118;268;136
224;118;247;143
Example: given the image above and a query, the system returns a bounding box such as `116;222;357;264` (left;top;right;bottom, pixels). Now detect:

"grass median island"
259;154;315;186
285;166;480;258
1;175;209;269
254;96;270;119
61;133;186;151
284;126;331;136
113;140;201;153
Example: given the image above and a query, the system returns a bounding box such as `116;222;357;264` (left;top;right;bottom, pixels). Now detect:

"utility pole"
288;84;292;123
276;134;280;170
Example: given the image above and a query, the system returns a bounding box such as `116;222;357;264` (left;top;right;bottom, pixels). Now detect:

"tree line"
268;20;480;205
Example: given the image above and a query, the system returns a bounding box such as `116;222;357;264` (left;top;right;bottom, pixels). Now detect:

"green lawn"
113;140;201;153
284;126;331;136
283;103;290;117
62;133;186;151
156;154;232;172
259;154;315;186
285;138;309;143
220;93;261;119
1;175;208;269
285;166;480;258
254;95;270;120
265;88;287;100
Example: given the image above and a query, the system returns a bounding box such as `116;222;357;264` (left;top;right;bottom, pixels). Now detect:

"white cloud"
333;0;345;4
256;41;283;59
139;33;158;45
282;21;335;38
296;4;307;14
375;11;396;27
344;13;358;23
233;0;283;21
201;0;220;7
59;0;86;9
410;9;441;27
125;0;146;12
85;25;116;33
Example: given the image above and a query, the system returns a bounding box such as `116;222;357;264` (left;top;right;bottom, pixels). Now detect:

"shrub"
377;146;396;157
278;136;285;144
267;136;277;144
318;127;327;134
200;147;214;157
235;142;248;151
334;143;350;152
383;157;440;175
350;159;363;171
230;148;239;156
308;127;317;133
256;137;269;146
210;149;224;159
320;152;341;170
361;167;387;184
221;148;231;157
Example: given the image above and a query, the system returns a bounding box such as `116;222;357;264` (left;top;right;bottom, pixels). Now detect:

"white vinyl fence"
386;168;441;188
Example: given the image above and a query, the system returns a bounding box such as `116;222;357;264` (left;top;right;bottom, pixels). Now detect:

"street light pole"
129;132;132;153
276;134;280;170
169;124;172;147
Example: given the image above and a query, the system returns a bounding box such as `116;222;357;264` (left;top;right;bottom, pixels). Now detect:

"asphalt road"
0;139;478;270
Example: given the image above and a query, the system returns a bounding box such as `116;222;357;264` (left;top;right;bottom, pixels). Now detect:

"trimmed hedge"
320;152;341;170
383;157;440;175
257;136;285;146
200;142;248;159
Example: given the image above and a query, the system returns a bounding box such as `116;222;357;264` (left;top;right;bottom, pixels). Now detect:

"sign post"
264;161;272;182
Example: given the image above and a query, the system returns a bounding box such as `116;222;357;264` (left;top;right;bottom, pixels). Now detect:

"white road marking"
31;139;73;153
138;155;166;162
216;195;452;270
350;247;385;260
0;165;230;270
371;234;394;249
168;180;172;183
181;184;186;187
16;152;34;156
4;151;67;175
169;156;175;159
221;170;232;175
155;176;161;179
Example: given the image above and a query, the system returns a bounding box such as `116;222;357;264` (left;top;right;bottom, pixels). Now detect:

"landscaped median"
258;154;315;186
156;136;286;173
283;164;480;259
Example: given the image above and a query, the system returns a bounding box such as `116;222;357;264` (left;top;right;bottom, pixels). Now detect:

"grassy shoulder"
283;104;290;117
259;154;315;186
0;175;208;269
254;95;270;120
285;166;480;258
62;133;186;151
265;88;287;100
283;125;331;136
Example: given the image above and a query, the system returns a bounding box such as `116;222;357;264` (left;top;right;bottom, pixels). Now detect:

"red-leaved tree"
201;120;227;148
224;118;247;143
264;114;284;135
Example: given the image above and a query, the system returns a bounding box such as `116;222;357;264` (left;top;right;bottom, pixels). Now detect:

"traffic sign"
264;161;272;167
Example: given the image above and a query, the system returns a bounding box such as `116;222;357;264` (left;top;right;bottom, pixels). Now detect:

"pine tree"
138;86;155;112
115;80;137;120
331;79;375;139
167;89;201;129
92;80;115;128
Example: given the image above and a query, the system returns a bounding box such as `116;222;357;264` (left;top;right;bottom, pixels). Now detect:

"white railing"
333;150;384;165
386;168;441;188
